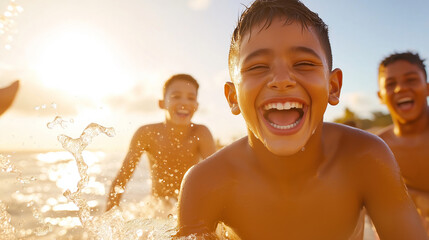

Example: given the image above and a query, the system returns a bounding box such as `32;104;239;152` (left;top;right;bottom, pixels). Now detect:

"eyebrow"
289;46;322;61
385;71;421;82
241;48;272;65
404;71;420;77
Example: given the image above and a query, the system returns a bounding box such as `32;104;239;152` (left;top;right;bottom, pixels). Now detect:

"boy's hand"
0;80;20;116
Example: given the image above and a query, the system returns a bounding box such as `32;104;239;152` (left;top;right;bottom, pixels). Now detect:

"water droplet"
50;102;57;109
114;186;124;194
301;147;305;152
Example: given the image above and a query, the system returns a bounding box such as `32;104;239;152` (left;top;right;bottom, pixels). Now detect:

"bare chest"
389;140;429;191
222;168;362;239
145;134;201;170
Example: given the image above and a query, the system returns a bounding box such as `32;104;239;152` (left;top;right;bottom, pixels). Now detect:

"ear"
377;91;385;104
195;102;199;112
224;82;241;115
328;68;343;106
158;99;165;109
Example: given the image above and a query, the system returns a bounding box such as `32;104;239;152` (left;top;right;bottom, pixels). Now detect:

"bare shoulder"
324;122;399;180
181;137;246;199
324;122;396;167
133;122;163;136
128;122;164;147
177;138;247;236
191;123;213;137
184;138;242;182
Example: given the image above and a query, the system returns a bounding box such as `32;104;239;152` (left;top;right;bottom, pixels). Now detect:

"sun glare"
35;27;134;99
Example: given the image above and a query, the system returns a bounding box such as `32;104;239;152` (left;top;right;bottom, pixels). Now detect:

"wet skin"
174;19;428;240
106;80;216;211
378;60;429;233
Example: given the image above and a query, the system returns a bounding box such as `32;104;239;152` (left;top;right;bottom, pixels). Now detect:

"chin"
265;142;306;157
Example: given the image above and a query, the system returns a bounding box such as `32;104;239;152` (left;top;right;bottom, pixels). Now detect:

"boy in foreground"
377;51;429;235
173;0;427;239
106;74;216;212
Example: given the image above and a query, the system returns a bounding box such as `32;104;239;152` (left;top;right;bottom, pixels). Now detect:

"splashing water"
47;116;74;129
57;123;115;231
0;154;49;239
55;123;182;239
0;200;15;240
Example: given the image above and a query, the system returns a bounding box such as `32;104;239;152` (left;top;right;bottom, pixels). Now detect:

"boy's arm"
196;125;216;159
105;128;147;212
174;158;228;239
362;140;428;239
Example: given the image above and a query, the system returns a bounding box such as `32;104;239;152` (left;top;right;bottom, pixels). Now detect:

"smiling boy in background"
377;51;429;235
106;73;216;213
173;0;427;239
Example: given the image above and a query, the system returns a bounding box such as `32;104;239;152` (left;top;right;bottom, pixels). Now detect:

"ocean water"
0;150;181;239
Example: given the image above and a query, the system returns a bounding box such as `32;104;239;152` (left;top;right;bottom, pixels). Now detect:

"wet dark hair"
163;74;200;97
228;0;332;80
379;51;427;81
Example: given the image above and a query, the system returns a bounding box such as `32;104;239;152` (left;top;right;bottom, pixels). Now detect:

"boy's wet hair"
163;74;200;97
379;51;427;81
228;0;333;80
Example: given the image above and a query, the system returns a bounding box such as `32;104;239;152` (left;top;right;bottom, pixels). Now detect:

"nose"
394;81;408;93
267;66;296;90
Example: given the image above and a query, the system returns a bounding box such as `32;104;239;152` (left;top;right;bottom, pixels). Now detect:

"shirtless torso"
175;123;426;239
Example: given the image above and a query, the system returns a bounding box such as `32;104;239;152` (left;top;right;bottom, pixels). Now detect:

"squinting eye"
385;82;395;88
246;65;269;71
295;61;316;67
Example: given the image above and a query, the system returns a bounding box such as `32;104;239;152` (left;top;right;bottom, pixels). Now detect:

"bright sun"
35;26;134;99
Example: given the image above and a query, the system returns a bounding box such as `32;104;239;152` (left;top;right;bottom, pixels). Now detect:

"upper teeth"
397;97;413;104
264;102;303;111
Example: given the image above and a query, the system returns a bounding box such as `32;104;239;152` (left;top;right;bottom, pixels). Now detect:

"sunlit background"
0;0;429;152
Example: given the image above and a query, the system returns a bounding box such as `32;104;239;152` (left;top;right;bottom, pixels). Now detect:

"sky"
0;0;428;152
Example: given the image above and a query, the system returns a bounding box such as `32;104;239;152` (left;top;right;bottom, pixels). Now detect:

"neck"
393;108;429;137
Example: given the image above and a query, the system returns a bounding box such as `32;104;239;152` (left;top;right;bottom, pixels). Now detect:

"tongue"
397;102;414;111
266;109;300;126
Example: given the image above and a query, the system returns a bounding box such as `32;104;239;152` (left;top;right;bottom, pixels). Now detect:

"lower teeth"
270;120;299;130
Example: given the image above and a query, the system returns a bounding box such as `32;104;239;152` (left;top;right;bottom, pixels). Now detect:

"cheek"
237;82;260;110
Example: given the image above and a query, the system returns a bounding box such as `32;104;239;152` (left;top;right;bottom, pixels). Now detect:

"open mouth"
262;101;305;130
396;97;414;111
176;109;190;117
